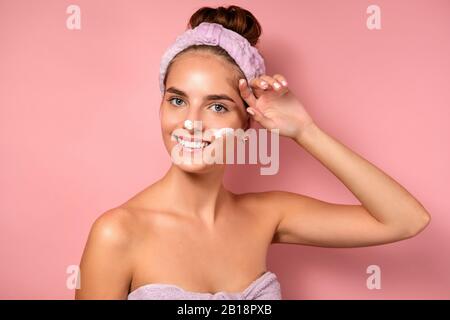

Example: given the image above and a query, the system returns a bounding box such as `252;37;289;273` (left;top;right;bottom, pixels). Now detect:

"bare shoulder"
237;190;275;201
236;190;298;209
234;190;292;225
75;207;136;299
88;207;135;248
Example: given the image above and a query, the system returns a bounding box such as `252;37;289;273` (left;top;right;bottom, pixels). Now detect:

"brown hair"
162;5;263;108
188;5;262;46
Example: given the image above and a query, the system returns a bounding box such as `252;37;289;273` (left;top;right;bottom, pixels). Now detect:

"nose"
183;118;204;135
183;106;205;134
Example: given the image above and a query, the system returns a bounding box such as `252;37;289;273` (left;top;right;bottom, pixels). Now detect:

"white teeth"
175;136;209;149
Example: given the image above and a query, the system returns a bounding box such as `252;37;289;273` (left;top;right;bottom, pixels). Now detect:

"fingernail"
281;80;288;86
239;79;245;86
273;82;281;89
260;81;268;88
247;108;255;115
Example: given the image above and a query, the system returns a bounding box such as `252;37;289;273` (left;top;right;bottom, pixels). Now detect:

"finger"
238;78;257;108
257;75;280;91
246;107;275;129
260;75;287;93
248;77;270;98
272;74;288;87
269;74;289;95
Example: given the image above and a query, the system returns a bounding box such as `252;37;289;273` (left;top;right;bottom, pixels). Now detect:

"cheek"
227;113;249;131
203;111;245;128
160;107;181;134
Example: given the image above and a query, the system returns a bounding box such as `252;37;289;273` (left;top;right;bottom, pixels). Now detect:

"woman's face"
160;51;250;173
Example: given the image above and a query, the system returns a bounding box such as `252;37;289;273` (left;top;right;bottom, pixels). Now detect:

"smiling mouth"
173;135;211;150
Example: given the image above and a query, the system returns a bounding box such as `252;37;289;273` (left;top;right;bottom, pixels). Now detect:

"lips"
173;134;211;144
172;134;211;150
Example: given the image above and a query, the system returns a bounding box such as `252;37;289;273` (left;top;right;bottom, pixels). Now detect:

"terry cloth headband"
159;22;266;95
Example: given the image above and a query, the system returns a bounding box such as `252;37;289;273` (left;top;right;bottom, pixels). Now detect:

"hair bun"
188;5;262;46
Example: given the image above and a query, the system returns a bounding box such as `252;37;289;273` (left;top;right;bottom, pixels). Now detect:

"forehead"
166;51;239;94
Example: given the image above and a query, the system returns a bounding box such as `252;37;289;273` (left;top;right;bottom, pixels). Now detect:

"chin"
175;161;223;174
166;141;225;174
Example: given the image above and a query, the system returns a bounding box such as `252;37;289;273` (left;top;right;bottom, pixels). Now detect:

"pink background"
1;0;449;299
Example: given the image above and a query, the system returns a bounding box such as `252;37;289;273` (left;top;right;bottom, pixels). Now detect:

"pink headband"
159;22;266;94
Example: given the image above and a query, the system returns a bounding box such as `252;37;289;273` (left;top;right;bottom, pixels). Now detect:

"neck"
158;164;232;226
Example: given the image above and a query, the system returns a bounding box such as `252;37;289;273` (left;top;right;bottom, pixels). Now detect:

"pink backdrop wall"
1;0;449;299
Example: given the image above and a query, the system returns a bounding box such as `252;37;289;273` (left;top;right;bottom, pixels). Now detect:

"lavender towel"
128;271;281;300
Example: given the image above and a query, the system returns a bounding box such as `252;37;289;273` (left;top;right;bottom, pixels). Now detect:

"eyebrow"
166;87;236;104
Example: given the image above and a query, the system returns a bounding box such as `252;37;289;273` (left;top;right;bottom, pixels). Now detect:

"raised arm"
280;122;430;245
75;208;133;299
239;74;431;248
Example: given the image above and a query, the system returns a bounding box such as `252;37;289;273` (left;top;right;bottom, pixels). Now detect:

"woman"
75;5;431;300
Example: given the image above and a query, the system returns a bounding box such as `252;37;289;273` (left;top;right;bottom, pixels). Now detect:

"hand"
238;74;315;140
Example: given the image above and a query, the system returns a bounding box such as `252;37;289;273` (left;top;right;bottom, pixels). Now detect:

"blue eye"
210;103;228;113
167;97;228;113
168;97;185;107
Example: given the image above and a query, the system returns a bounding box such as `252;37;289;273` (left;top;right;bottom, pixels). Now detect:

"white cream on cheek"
213;127;234;138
